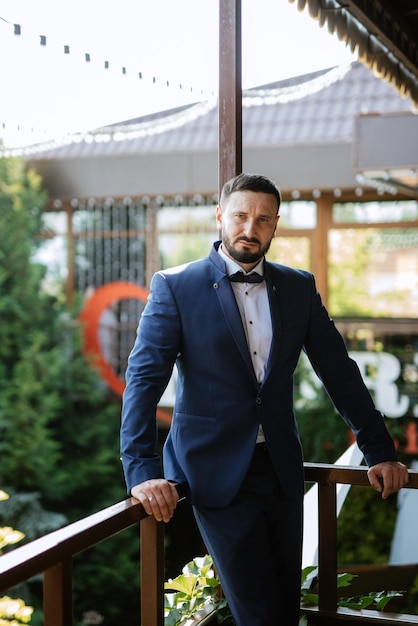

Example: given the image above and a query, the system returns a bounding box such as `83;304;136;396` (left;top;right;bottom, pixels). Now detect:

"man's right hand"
131;478;180;523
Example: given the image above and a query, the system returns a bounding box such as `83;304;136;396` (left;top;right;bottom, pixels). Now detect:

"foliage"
164;555;220;626
328;229;376;317
294;354;350;465
0;596;33;625
337;485;399;566
0;155;140;625
0;157;61;497
0;490;34;624
300;566;403;612
0;492;24;552
164;557;403;625
0;490;66;543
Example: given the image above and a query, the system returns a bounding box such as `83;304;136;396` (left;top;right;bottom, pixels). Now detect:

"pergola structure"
13;0;418;307
217;0;418;191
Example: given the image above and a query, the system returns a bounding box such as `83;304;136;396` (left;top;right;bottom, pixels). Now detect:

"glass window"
267;236;310;270
333;201;418;224
158;205;217;268
329;227;418;318
279;201;316;229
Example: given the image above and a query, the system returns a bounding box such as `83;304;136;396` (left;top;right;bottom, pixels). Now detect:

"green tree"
0;489;34;625
0;156;140;625
328;229;376;316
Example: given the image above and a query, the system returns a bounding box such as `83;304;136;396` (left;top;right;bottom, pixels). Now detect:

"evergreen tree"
0;157;140;625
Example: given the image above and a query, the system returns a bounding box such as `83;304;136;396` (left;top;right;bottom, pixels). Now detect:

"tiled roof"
21;61;415;161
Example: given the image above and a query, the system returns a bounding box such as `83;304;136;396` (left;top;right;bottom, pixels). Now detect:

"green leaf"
301;565;317;587
373;590;404;611
339;595;375;610
164;574;197;596
337;572;357;588
164;607;183;626
300;592;318;606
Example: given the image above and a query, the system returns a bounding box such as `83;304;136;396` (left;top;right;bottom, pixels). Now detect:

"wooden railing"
0;498;165;626
1;465;418;625
303;464;418;625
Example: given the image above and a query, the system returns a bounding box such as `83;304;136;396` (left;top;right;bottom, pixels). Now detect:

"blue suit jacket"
120;242;397;507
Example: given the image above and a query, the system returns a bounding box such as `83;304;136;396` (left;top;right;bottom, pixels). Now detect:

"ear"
215;205;222;228
272;214;280;237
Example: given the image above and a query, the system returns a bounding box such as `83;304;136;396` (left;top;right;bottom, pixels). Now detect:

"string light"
0;14;213;99
0;61;354;155
244;63;352;106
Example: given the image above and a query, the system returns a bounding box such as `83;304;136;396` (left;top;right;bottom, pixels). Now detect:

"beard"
222;232;272;264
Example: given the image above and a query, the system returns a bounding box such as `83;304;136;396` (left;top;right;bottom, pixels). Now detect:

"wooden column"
65;204;75;306
311;195;333;307
140;517;165;626
43;558;73;626
317;482;338;611
218;0;242;195
145;202;160;284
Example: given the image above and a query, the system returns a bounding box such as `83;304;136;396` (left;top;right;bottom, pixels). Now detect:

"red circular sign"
79;282;172;425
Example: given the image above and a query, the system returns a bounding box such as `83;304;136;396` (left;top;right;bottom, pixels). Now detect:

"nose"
243;217;257;237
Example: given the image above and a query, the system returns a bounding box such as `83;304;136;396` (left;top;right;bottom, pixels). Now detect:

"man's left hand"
367;461;409;499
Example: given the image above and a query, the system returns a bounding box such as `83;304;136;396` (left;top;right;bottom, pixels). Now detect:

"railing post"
317;481;338;611
43;556;73;626
140;516;165;626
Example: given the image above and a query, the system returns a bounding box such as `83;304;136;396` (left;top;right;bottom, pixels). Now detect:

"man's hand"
131;478;180;523
367;461;409;499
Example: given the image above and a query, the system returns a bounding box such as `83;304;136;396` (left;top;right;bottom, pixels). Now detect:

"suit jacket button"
256;397;262;405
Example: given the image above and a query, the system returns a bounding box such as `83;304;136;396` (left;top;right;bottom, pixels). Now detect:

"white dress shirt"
218;245;272;443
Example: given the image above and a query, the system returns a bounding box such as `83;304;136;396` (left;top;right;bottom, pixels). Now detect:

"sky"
0;0;357;147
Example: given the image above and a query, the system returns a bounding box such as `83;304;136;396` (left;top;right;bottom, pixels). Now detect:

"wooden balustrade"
1;465;418;625
0;497;165;626
303;464;418;625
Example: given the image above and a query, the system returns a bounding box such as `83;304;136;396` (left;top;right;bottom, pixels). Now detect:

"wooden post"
140;516;165;626
43;558;73;626
218;0;242;196
65;204;75;306
317;482;338;611
311;195;332;307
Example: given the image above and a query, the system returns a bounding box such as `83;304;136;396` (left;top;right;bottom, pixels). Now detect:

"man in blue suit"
121;173;408;626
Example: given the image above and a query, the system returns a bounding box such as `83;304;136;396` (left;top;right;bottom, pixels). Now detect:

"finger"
381;469;406;499
367;469;383;493
136;492;155;517
148;492;176;523
381;477;393;499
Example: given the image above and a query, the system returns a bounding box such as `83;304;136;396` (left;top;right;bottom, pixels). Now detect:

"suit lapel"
215;276;255;377
264;267;282;381
208;245;256;377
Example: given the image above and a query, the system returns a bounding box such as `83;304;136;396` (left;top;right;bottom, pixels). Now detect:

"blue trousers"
193;443;303;626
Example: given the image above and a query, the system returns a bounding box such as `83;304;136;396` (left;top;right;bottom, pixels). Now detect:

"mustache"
234;236;260;245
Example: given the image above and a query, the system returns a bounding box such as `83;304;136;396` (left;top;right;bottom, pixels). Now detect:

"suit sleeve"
120;272;181;493
302;274;398;467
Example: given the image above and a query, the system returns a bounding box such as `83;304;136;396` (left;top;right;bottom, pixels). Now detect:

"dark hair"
220;173;281;214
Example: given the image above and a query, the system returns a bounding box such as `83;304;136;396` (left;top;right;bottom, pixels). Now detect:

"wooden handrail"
303;464;418;625
0;497;164;626
1;466;418;625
